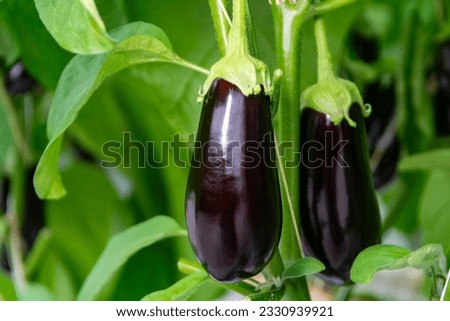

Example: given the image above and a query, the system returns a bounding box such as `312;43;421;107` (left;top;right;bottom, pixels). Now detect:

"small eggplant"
185;78;282;282
434;41;450;136
299;105;381;284
5;62;36;95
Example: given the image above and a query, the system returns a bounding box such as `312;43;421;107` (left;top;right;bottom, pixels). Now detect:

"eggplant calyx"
301;77;371;127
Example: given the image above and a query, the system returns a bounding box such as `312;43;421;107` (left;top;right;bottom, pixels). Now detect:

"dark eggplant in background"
5;61;36;96
433;41;450;136
299;105;381;284
185;78;282;283
364;82;400;189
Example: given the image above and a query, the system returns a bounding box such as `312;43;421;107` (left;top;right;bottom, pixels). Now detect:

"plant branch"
315;18;335;82
6;210;26;293
311;0;358;17
208;0;231;56
271;0;312;301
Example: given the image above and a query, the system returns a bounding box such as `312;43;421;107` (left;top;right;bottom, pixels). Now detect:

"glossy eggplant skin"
434;41;450;136
185;78;282;283
5;62;36;95
364;82;400;189
299;105;381;285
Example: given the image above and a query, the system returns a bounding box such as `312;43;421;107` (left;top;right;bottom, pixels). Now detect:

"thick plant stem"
315;18;335;82
272;1;311;301
208;0;231;56
229;0;248;54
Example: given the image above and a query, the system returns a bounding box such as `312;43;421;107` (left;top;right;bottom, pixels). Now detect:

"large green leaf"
35;0;115;54
351;244;446;284
282;257;325;281
77;215;186;300
141;270;209;301
34;21;207;199
399;149;450;172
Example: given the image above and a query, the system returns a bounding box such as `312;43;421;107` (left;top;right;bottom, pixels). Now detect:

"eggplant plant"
0;0;449;302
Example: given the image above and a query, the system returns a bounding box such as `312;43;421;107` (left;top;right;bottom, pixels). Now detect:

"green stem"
228;0;248;55
266;249;285;281
315;18;335;82
272;0;312;301
6;153;27;293
208;0;231;56
312;0;358;17
174;59;210;75
0;77;33;165
245;0;259;59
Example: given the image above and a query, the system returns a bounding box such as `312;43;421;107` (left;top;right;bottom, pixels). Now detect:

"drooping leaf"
34;0;115;54
399;149;450;172
77;215;186;300
282;257;325;281
351;244;446;284
34;21;207;199
141;270;209;301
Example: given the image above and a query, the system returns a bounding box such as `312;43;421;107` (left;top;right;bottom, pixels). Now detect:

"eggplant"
350;31;378;63
364;82;400;189
5;62;36;95
185;78;282;282
299;105;381;284
434;41;450;136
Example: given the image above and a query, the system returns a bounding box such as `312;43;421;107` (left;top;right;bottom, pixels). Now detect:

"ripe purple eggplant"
434;41;450;136
5;62;36;95
299;105;381;284
185;78;282;282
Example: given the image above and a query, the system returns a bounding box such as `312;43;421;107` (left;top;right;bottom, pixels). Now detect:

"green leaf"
77;215;187;300
19;283;56;301
399;149;450;172
0;0;72;90
24;229;52;278
34;21;206;199
34;0;115;54
0;269;17;301
351;244;446;284
282;257;325;281
141;271;209;301
420;171;450;259
244;288;285;301
0;80;14;168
